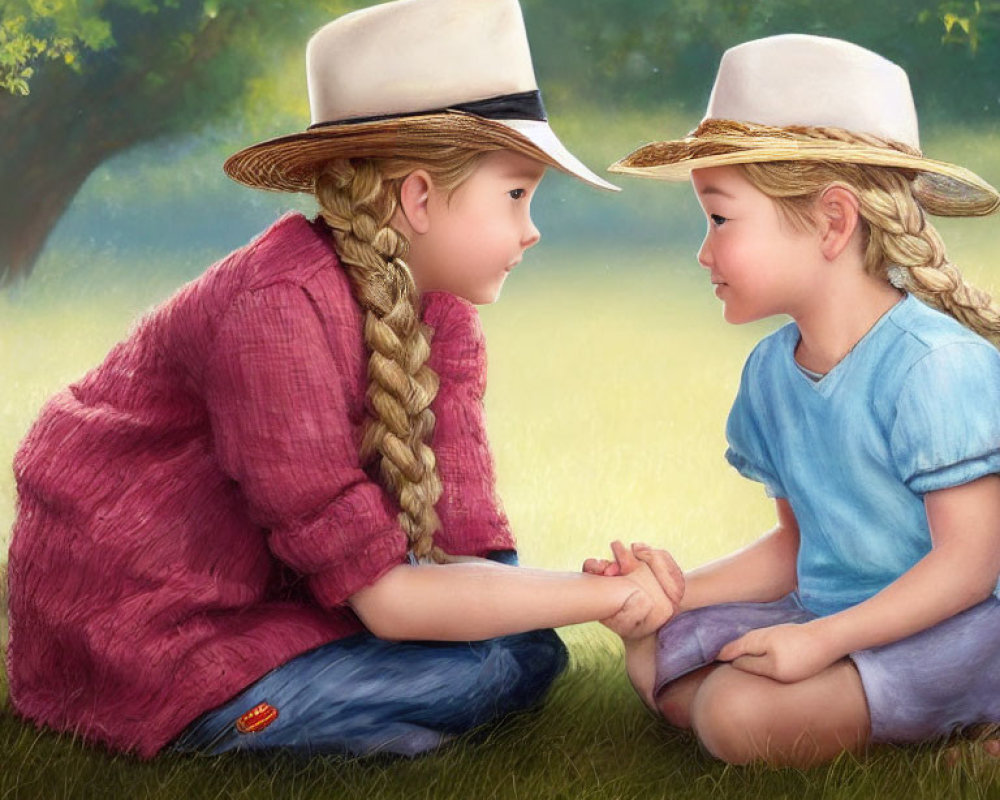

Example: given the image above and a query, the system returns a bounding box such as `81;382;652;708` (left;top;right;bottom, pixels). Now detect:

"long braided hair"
707;121;1000;346
314;148;485;563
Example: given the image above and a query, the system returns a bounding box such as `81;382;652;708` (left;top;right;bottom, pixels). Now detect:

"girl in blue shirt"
588;34;1000;767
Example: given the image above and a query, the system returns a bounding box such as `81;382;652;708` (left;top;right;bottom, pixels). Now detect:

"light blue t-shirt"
726;294;1000;616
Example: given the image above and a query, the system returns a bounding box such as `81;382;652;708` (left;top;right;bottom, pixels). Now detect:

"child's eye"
710;213;728;226
508;188;526;200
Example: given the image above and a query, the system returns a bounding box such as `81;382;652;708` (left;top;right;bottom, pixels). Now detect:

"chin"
448;290;495;306
464;280;506;306
722;305;763;325
721;305;742;324
473;291;503;306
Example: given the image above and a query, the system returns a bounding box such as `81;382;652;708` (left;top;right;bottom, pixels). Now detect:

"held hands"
716;621;843;683
582;541;685;640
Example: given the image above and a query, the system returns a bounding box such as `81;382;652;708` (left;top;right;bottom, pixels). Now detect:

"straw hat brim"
609;134;1000;217
225;111;608;193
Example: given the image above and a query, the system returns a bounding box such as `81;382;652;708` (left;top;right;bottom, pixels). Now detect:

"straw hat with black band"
609;34;999;217
224;0;618;194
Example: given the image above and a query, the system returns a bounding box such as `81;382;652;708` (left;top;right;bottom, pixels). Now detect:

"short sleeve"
203;281;408;608
725;351;787;498
422;292;516;555
890;341;1000;494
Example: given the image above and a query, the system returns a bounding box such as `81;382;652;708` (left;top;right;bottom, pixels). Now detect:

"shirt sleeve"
422;292;516;556
724;348;787;498
890;341;1000;494
203;281;408;609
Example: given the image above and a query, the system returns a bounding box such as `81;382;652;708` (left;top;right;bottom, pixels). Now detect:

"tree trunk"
0;1;256;284
0;17;175;284
0;92;114;283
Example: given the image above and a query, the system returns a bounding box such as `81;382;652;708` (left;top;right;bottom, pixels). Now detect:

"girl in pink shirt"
6;0;682;758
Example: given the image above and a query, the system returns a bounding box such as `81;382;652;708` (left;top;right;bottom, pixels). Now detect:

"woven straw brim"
609;135;1000;217
225;112;567;193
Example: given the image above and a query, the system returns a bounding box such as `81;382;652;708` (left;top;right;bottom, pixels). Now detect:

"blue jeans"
172;551;567;756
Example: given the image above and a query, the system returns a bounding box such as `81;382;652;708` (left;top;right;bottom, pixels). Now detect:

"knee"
689;669;771;765
656;685;694;729
513;629;568;694
489;629;568;712
510;630;569;687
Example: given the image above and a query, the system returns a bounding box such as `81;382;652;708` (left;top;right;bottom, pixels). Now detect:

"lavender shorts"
655;593;1000;743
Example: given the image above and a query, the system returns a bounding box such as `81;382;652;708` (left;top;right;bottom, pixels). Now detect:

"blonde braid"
853;169;1000;345
736;126;1000;346
315;158;447;562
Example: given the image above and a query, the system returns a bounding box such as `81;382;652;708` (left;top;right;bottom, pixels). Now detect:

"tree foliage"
0;0;360;281
3;0;999;282
0;0;356;98
1;0;143;95
6;1;999;119
522;0;1000;122
925;0;1000;52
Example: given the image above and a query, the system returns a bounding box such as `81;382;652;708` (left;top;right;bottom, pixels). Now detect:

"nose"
522;215;541;250
696;233;713;269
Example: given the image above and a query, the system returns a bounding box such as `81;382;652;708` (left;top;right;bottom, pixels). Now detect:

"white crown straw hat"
224;0;618;192
609;34;999;216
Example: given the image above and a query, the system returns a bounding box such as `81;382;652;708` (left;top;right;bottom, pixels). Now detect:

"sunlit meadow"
2;123;1000;797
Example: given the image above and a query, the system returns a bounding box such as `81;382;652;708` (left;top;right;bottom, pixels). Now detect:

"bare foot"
943;733;1000;766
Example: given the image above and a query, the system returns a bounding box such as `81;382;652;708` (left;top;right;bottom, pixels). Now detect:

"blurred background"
2;0;999;569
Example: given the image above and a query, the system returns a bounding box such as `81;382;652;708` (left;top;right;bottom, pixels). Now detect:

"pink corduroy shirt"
7;213;515;758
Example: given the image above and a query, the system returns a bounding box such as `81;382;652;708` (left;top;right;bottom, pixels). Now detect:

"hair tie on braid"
886;265;908;289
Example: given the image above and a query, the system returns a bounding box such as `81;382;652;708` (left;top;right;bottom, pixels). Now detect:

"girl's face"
692;165;821;324
405;150;545;304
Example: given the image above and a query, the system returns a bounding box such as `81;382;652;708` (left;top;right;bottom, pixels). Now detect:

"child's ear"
396;170;434;235
817;184;861;262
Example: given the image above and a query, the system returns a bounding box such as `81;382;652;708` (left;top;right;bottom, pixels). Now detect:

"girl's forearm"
812;543;998;658
816;477;1000;659
349;561;642;641
681;501;799;610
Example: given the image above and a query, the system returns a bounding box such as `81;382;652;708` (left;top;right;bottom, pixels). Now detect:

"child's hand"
582;555;620;577
588;541;685;639
717;622;841;683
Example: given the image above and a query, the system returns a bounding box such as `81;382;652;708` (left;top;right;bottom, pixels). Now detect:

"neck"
793;270;904;374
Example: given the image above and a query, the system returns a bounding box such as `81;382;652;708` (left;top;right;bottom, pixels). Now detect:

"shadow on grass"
1;627;998;800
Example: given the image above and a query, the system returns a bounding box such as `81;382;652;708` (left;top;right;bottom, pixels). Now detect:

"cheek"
459;218;496;255
466;214;513;258
725;229;774;269
710;237;744;268
443;203;494;251
435;211;479;260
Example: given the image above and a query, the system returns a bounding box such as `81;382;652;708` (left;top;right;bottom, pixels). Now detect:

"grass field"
3;229;1000;797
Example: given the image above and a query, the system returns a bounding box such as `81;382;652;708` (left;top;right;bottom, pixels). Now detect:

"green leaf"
943;12;971;34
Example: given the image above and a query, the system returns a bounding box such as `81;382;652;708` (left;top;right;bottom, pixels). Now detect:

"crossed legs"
656;659;871;767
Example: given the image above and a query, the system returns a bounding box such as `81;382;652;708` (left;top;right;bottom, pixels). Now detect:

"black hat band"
308;90;547;130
